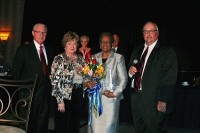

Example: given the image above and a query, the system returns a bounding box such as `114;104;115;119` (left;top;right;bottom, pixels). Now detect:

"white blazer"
92;50;128;103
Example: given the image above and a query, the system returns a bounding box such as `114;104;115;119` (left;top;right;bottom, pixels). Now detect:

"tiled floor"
48;98;200;133
80;122;200;133
48;118;200;133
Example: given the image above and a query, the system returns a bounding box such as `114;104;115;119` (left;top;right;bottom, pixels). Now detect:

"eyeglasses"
143;30;157;34
100;41;111;45
33;31;47;35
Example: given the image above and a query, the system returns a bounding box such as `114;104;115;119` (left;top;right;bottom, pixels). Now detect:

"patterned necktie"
40;45;46;75
134;46;149;91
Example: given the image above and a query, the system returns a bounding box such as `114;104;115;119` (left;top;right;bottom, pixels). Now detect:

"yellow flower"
83;65;90;74
94;65;104;78
98;65;104;72
81;56;105;81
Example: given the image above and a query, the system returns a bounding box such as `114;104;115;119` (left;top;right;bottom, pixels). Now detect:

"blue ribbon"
87;82;102;125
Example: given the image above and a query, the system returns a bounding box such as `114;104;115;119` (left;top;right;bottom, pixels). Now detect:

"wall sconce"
0;31;10;63
0;32;10;41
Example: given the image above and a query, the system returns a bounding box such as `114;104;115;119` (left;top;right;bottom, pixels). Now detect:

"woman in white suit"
87;32;128;133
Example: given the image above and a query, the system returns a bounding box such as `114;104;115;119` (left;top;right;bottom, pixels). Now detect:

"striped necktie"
134;46;149;91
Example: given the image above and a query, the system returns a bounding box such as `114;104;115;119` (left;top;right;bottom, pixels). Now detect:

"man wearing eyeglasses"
128;21;178;133
12;23;54;133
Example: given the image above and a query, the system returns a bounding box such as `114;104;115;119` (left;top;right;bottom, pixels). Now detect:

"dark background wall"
21;0;200;71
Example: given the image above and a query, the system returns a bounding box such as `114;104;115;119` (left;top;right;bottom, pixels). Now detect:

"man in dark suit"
128;21;178;133
112;34;120;53
112;33;133;70
12;23;54;133
112;34;129;67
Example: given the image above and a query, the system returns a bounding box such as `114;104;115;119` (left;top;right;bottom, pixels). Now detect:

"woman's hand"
58;102;65;112
84;81;96;89
103;90;115;98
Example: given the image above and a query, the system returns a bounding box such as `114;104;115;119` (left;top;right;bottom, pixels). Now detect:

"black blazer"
129;41;178;114
12;41;54;103
115;44;131;69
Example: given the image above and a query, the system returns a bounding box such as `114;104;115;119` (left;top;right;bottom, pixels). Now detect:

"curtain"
0;0;25;68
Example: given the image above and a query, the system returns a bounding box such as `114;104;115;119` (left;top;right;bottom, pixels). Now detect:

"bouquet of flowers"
82;53;106;82
81;52;106;125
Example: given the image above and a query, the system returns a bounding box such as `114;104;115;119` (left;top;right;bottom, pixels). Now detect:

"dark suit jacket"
12;41;54;103
115;44;130;68
129;41;178;114
12;41;54;132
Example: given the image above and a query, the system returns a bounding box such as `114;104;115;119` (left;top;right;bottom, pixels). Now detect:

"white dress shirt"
112;46;118;53
130;40;158;89
34;40;48;65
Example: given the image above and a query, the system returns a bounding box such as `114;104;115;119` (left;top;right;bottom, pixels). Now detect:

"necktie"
40;45;46;75
134;46;149;91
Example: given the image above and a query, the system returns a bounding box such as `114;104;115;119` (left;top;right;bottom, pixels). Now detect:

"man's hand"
129;66;137;75
157;101;166;113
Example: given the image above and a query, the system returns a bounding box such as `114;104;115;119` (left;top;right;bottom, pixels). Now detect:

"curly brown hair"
61;31;79;48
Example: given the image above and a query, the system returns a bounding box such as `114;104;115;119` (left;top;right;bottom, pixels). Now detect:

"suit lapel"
94;51;114;70
29;42;41;65
29;42;44;74
115;45;122;55
137;45;145;61
95;52;102;64
144;42;160;72
105;51;114;69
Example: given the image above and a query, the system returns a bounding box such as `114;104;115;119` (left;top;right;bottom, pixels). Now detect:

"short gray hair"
32;23;48;32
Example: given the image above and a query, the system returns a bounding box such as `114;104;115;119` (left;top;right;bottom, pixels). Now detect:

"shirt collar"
33;40;44;49
144;39;158;50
